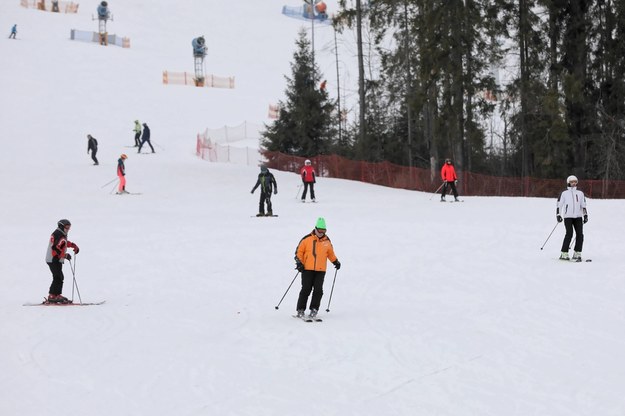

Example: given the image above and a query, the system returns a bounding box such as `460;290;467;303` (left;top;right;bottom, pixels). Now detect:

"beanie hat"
567;175;578;185
315;217;326;229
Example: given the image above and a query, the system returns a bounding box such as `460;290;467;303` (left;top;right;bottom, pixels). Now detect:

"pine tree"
261;29;336;159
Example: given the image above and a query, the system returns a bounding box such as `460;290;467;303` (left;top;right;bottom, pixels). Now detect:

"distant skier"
440;158;460;202
556;175;588;261
97;1;110;20
133;120;142;147
87;134;99;165
137;123;155;153
45;219;80;304
117;154;128;194
294;217;340;319
51;0;59;12
8;24;17;39
251;166;278;216
300;159;316;202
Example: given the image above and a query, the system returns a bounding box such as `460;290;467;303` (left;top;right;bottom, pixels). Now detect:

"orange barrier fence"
262;151;625;199
21;0;79;13
162;71;235;89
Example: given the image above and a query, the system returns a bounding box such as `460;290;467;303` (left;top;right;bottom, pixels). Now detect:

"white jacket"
557;186;587;218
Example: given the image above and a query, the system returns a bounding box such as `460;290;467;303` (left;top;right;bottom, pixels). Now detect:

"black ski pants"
441;181;458;198
90;148;99;165
561;217;584;252
297;270;326;311
301;182;315;200
258;191;273;214
134;132;141;147
48;262;65;295
138;139;155;153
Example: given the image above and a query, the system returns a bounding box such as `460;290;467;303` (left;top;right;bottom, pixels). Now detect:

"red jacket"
301;166;316;183
441;164;457;182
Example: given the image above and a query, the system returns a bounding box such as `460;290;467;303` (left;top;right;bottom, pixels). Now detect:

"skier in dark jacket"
87;134;99;165
45;219;80;303
251;166;278;216
138;123;155;153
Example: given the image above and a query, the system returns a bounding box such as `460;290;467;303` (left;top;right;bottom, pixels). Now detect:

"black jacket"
141;125;151;141
88;136;98;152
251;171;277;194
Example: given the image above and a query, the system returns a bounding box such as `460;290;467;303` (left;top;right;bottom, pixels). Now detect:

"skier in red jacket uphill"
45;219;80;303
440;158;460;202
300;159;316;202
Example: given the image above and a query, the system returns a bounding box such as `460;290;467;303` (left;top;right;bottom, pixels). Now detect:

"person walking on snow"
440;158;460;202
8;24;17;39
45;219;79;303
117;154;128;194
138;123;155;153
87;134;99;165
133;120;142;147
556;175;588;260
251;166;277;216
294;217;340;319
300;159;316;202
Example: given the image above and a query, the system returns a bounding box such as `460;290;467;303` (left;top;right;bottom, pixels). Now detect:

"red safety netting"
261;151;625;199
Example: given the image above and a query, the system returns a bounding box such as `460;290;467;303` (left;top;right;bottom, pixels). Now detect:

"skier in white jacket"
556;175;588;260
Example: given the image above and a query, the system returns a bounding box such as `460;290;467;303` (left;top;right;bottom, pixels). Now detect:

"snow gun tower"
192;36;208;87
95;1;111;45
162;36;234;89
70;1;129;48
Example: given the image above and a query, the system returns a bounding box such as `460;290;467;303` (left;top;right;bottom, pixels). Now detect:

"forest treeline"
262;1;625;181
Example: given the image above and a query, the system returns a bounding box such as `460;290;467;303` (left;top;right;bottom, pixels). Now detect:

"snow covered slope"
1;2;625;416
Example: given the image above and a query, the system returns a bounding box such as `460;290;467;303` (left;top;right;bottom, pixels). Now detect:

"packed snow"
1;2;625;416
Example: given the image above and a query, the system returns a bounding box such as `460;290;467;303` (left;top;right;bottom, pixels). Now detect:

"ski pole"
109;180;119;194
325;268;338;312
540;222;560;250
69;255;83;304
295;184;303;200
429;182;445;200
101;177;118;188
274;271;300;310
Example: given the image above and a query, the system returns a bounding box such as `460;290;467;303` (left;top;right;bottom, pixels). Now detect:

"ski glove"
73;245;80;254
65;253;72;261
295;260;304;272
274;189;277;195
583;215;588;224
557;215;563;223
333;260;341;270
454;180;458;186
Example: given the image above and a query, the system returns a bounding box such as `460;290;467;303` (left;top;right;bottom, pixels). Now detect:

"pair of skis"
292;314;322;322
23;299;106;307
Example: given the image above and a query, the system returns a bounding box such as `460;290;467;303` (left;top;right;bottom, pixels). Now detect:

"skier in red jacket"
300;159;316;202
440;158;460;202
45;219;80;303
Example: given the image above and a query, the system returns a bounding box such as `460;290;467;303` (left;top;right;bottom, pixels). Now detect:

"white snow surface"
2;2;625;416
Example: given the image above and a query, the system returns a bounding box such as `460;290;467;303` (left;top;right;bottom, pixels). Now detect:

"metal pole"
274;271;300;310
325;269;338;312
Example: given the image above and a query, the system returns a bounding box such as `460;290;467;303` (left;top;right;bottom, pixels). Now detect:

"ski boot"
559;252;570;260
296;310;305;318
572;251;582;262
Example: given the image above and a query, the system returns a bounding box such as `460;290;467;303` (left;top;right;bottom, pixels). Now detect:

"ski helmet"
57;219;71;229
260;165;268;172
305;159;311;166
567;175;578;185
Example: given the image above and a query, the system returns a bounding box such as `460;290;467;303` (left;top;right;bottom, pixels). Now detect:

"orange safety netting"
21;0;79;13
162;71;235;89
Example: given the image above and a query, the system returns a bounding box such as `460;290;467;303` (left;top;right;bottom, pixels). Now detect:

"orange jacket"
295;231;337;272
441;164;457;182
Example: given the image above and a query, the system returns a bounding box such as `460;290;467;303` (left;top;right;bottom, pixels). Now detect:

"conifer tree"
261;29;336;159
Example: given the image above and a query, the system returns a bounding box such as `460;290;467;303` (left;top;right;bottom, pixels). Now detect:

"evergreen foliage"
261;29;336;160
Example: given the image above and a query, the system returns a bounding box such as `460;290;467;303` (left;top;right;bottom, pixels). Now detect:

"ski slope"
1;2;625;416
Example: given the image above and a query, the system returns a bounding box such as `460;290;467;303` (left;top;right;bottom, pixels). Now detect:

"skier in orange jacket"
440;158;460;202
294;217;340;319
